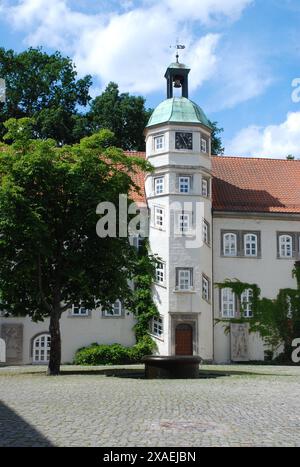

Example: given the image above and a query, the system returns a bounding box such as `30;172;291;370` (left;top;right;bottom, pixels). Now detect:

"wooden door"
175;324;193;356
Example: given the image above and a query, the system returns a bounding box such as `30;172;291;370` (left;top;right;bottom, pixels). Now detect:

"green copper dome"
147;97;211;129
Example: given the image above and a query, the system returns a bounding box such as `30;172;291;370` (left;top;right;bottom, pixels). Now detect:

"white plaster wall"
145;121;213;359
0;311;136;364
213;215;300;363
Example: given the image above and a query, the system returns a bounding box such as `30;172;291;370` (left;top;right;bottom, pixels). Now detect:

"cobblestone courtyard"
0;365;300;447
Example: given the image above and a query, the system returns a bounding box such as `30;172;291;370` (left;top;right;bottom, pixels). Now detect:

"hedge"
74;336;155;366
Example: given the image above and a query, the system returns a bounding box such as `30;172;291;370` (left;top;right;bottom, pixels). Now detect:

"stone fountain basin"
142;355;201;379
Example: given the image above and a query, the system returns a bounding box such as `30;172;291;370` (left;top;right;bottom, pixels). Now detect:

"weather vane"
169;42;185;63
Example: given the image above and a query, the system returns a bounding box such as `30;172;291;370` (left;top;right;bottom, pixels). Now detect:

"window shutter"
175;175;179;192
292;233;297;258
237;231;243;257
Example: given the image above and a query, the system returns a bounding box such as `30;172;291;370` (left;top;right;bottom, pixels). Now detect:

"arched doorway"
175;324;193;356
32;334;51;364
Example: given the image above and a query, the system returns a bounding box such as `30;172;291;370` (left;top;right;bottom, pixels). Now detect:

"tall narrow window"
201;138;207;153
178;212;190;233
154;206;164;228
221;288;235;318
154;135;164;151
154;177;164;195
176;268;193;291
202;178;209;197
151;316;164;338
203;220;210;245
223;233;237;256
241;289;253;318
179;176;191;193
202;275;210;302
244;234;258;257
155;262;165;284
279;235;293;258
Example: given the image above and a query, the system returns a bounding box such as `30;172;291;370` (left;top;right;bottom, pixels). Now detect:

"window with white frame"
151;316;164;338
179;176;191;193
202;178;209;197
178;212;190;233
154;206;165;228
221;288;235;318
155;262;165;284
154;135;165;151
223;233;237;256
33;334;51;363
154;176;164;195
71;304;89;316
241;289;253;318
203;220;210;244
104;300;122;317
201;138;207;153
176;268;193;291
244;233;258;257
279;235;293;258
202;275;210;302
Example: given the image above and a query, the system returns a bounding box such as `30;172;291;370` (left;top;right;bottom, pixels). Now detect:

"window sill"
102;315;125;319
68;314;91;319
173;288;196;294
150;333;164;342
221;255;261;259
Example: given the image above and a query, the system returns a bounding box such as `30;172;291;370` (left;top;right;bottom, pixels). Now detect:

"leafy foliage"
128;240;159;342
0;47;92;144
74;336;155;365
208;120;224;155
216;264;300;360
0;120;153;374
89;82;152;151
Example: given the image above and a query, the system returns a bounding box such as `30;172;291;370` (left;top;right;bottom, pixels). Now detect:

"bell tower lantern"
164;61;191;99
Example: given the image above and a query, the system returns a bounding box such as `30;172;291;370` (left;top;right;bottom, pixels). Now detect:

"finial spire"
169;42;185;63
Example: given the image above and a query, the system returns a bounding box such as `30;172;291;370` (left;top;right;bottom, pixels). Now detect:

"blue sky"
0;0;300;157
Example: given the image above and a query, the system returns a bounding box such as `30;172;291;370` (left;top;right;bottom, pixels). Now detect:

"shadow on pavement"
0;401;53;447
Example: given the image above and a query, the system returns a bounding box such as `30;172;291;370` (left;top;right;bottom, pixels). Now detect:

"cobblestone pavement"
0;364;300;447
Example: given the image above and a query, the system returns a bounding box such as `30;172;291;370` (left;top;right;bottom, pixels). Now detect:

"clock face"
175;132;193;150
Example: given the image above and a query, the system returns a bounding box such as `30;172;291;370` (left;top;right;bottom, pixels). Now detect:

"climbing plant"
216;262;300;361
128;239;159;345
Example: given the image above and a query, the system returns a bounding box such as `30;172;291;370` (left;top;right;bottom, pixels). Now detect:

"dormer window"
154;135;165;151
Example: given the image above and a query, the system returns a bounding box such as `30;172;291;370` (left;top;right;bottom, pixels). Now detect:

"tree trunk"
47;311;61;376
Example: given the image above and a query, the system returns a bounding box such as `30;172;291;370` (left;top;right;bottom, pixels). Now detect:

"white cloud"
0;0;256;98
165;0;253;24
227;112;300;158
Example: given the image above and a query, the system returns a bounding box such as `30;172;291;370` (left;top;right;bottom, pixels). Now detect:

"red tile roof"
124;151;146;204
212;156;300;213
125;152;300;214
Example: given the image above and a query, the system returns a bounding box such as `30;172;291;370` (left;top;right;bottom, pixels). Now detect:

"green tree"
0;47;92;144
287;154;295;160
0;120;153;375
209;120;224;155
89;82;152;151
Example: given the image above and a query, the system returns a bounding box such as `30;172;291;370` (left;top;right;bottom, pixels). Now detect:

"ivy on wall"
216;262;300;360
128;239;159;345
